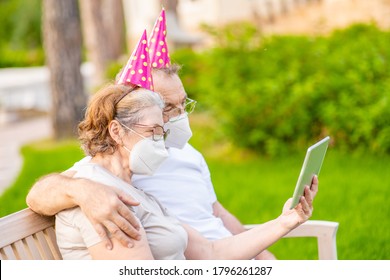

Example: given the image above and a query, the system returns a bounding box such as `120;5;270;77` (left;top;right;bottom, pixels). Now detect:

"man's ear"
108;120;124;145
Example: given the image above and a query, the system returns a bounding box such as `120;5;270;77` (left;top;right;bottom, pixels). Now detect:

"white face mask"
163;114;193;149
124;137;169;176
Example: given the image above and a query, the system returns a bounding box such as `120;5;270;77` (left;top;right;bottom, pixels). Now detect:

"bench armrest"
245;220;339;260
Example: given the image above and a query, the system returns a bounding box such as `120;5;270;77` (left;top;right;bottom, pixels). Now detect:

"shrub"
0;0;43;67
170;48;205;105
174;23;390;156
0;47;44;67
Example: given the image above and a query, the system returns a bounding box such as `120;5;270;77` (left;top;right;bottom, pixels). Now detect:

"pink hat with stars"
116;29;154;90
148;8;171;68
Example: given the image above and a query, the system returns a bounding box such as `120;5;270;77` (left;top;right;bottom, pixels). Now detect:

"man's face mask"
162;97;196;149
164;113;193;149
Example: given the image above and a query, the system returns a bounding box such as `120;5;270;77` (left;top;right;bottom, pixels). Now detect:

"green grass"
205;152;390;260
189;113;390;260
1;114;389;260
0;139;84;217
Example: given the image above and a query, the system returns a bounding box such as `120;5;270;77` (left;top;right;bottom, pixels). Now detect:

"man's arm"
26;172;141;249
27;171;82;215
213;201;277;260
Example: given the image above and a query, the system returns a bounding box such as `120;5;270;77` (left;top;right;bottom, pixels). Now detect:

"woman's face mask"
163;113;192;149
123;137;168;176
120;121;169;176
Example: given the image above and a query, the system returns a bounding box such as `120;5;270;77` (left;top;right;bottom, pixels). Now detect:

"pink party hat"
117;30;154;90
148;8;171;68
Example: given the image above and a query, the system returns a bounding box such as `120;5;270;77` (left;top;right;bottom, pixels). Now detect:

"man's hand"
75;181;141;250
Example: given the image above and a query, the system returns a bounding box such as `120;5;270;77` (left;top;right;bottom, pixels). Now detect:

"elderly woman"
55;84;318;260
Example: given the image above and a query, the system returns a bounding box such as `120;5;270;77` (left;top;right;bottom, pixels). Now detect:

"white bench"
0;208;338;260
245;220;339;259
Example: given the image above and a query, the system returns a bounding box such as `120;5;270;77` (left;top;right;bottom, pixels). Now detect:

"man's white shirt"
70;143;233;240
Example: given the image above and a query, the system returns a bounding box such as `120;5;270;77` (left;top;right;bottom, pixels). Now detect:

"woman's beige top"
55;162;188;260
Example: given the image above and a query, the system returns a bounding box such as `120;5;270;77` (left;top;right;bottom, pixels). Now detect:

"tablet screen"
290;136;330;209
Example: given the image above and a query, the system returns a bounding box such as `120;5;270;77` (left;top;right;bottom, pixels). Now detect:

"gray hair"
115;88;165;127
152;63;182;76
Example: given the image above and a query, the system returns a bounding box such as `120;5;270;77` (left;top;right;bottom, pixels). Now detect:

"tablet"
290;136;330;209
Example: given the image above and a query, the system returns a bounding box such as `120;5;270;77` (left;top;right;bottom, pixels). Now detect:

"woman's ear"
108;120;124;145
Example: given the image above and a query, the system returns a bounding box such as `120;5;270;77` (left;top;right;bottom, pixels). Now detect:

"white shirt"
133;144;233;240
70;144;233;240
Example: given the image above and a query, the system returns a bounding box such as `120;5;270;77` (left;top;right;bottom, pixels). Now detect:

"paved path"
0;116;52;195
0;64;92;197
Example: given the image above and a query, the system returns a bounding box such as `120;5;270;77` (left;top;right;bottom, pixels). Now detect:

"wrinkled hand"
76;181;141;250
280;176;318;230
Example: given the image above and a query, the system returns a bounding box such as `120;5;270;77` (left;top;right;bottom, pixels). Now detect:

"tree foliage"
0;0;44;67
172;23;390;156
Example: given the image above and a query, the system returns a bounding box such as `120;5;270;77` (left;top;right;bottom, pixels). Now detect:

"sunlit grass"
203;151;390;260
189;112;390;260
0;139;83;217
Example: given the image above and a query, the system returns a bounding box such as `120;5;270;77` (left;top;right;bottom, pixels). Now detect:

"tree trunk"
101;0;126;61
79;0;126;86
42;0;87;140
162;0;179;16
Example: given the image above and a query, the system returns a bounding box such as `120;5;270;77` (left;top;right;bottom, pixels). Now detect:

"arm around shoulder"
26;170;79;216
27;169;143;249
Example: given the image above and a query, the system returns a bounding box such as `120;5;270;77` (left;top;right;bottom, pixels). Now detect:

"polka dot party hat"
148;8;171;68
116;29;154;90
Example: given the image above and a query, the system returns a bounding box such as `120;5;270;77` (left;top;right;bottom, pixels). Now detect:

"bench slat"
35;231;55;259
44;227;63;260
0;208;61;260
24;235;44;259
0;208;54;248
13;240;31;259
0;245;17;260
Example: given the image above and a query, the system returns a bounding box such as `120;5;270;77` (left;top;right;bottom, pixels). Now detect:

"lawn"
206;152;390;260
0;139;85;216
0;114;389;260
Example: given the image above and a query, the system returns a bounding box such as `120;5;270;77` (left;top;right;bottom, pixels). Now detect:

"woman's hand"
279;176;318;230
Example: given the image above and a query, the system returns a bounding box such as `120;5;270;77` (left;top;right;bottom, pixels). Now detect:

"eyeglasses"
163;97;197;122
119;122;170;142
